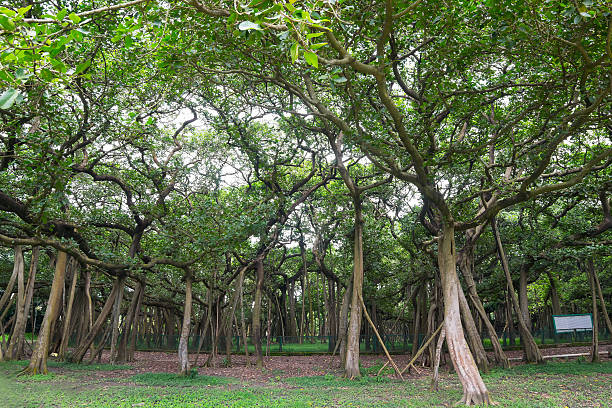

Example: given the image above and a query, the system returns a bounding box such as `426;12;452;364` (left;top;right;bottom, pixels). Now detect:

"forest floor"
1;345;610;407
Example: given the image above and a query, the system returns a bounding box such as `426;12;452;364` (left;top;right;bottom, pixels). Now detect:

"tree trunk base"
456;390;496;406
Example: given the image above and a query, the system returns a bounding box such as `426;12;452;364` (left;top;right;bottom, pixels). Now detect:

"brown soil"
71;343;610;382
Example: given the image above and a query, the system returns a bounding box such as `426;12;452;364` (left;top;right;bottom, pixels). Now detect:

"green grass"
1;359;610;407
0;359;131;372
127;372;235;386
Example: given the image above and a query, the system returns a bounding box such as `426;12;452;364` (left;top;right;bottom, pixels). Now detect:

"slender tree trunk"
58;259;78;360
70;277;123;363
439;223;492;406
117;280;143;363
8;246;39;360
5;246;24;359
0;246;21;315
345;200;364;379
586;259;599;363
288;280;297;338
457;281;489;372
253;258;265;368
239;269;250;365
179;274;193;375
109;275;126;364
224;266;247;366
128;283;144;361
546;271;562;316
338;274;352;366
492;218;542;363
328;279;337;347
431;326;446;391
411;285;422;357
458;250;509;368
591;263;612;336
21;251;67;375
518;264;532;330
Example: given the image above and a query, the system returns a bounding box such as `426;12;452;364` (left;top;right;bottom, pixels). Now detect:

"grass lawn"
0;359;610;407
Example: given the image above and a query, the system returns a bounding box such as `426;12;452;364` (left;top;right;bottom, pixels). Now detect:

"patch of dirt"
55;343;610;383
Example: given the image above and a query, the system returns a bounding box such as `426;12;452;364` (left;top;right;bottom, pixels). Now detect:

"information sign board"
552;314;593;333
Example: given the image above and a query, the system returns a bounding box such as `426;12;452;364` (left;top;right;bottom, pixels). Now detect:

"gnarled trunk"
439;224;491;406
22;251;67;375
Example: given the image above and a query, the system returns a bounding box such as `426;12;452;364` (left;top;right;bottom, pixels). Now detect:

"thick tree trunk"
70;277;123;363
457;281;489;373
8;246;38;360
344;200;364;379
586;259;599;363
21;251;67;375
58;259;78;360
253;258;265;368
179;274;193;375
439;223;492;406
491;218;542;363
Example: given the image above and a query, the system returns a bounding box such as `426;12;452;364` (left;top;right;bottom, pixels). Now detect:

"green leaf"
74;61;91;75
0;7;16;17
311;42;327;50
0;88;21;109
303;51;318;68
17;5;32;17
290;43;299;63
56;9;67;21
68;12;81;24
238;21;262;31
0;15;15;31
332;76;347;83
306;32;324;39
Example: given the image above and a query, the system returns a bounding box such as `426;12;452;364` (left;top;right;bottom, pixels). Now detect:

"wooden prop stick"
400;321;444;376
359;294;403;380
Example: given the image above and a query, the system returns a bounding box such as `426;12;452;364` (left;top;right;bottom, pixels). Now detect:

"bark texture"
439;224;492;405
22;251;67;375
